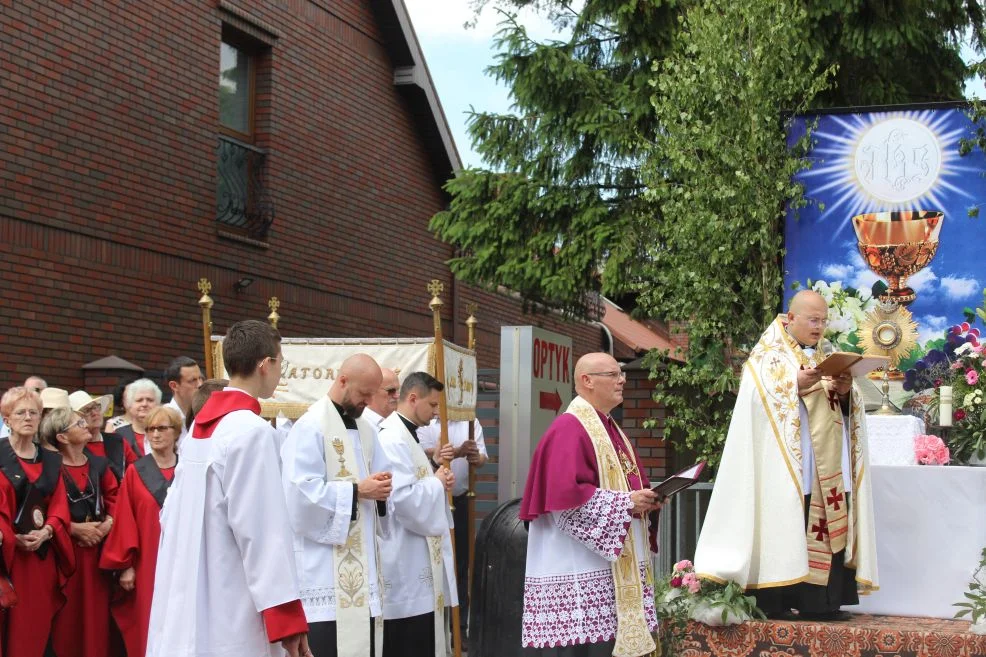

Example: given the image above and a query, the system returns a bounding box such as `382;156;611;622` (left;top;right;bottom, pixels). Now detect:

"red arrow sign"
539;390;562;414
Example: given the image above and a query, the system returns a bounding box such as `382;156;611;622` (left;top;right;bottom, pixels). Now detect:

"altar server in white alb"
376;371;457;657
694;290;878;620
519;352;662;657
147;320;310;657
281;353;394;657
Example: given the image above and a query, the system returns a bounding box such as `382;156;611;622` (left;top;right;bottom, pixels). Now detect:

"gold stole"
394;422;449;657
567;397;658;657
800;379;849;587
314;398;384;657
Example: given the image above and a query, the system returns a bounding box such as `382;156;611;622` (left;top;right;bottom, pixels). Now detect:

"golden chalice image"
852;210;944;306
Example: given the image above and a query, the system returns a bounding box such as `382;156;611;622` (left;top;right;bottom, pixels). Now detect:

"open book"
815;351;889;378
651;461;706;498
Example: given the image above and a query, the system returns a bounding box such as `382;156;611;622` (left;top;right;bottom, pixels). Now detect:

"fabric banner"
211;337;477;420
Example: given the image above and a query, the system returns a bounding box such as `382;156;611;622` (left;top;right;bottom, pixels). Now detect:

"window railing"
216;134;274;241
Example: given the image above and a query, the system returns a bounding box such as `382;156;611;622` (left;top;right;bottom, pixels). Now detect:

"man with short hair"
24;375;47;393
147;320;309;657
361;367;400;429
520;352;662;657
377;372;457;657
281;354;393;657
694;290;878;620
164;356;204;443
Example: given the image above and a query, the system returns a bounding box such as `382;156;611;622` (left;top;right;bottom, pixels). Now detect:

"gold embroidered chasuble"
566;396;658;657
313;397;384;657
693;315;878;593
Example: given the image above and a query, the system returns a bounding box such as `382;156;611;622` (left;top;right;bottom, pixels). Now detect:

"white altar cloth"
853;465;986;618
866;414;925;466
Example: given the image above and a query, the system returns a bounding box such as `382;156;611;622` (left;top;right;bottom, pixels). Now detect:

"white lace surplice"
522;489;656;648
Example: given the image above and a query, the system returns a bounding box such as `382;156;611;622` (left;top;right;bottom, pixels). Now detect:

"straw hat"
68;390;112;415
40;387;71;410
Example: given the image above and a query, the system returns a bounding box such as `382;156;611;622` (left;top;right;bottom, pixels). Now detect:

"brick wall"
0;0;603;391
618;365;670;481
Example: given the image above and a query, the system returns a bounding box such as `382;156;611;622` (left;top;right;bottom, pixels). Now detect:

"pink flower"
914;434;950;465
682;572;701;594
673;559;693;572
670;576;683;588
967;369;979;386
955;408;967;422
952;362;964;370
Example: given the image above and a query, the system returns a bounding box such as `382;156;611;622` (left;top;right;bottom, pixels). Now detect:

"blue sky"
404;1;986;170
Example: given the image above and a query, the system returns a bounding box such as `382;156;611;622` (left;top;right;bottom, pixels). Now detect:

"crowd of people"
0;320;488;657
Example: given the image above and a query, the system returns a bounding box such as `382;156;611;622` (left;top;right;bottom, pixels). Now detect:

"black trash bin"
468;498;527;657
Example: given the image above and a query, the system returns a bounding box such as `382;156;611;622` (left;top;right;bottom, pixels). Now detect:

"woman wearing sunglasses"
100;405;180;657
0;388;75;657
43;406;119;657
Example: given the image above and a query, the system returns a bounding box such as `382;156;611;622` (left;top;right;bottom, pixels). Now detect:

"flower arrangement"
954;546;986;635
913;434;950;465
655;560;764;655
939;319;986;463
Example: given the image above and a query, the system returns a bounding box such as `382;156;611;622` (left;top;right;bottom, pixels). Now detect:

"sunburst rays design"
858;303;919;367
797;110;977;242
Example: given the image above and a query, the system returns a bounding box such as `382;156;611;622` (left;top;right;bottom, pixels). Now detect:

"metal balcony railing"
216;135;274;241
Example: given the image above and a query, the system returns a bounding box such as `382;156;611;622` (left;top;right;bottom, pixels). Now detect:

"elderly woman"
113;378;162;459
70;390;139;481
100;405;180;657
0;387;75;657
45;406;118;657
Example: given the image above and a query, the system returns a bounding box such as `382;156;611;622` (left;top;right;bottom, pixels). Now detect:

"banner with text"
211;336;476;420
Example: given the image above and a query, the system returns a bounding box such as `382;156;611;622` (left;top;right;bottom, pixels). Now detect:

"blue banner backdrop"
784;105;986;374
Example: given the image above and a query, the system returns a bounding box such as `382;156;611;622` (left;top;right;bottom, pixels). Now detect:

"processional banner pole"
464;303;478;612
427;279;463;657
198;278;214;379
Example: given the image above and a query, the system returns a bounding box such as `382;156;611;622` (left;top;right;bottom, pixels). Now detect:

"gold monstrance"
857;302;919;415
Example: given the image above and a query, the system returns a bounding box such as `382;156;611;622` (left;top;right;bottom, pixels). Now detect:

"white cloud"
850;268;880;293
404;0;572;41
918;314;950;346
940;275;981;300
907;267;939;294
821;263;853;280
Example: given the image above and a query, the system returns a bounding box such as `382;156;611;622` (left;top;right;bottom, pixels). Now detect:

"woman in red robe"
45;406;119;657
100;405;180;657
0;387;75;657
69;390;138;481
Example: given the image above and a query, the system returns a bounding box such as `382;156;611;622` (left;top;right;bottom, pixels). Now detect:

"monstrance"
857;301;919;415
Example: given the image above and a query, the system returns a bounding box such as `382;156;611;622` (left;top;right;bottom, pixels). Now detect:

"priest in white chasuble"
281;354;394;657
694;290;878;621
520;352;663;657
147;320;310;657
376;371;458;657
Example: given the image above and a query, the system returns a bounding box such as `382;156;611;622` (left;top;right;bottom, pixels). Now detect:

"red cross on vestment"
811;518;829;542
826;388;840;411
826;487;844;511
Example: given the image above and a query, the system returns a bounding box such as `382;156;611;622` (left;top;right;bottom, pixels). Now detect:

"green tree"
636;0;832;464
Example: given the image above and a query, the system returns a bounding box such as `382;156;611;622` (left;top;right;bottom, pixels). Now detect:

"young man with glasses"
147;320;310;657
519;352;663;657
694;289;878;621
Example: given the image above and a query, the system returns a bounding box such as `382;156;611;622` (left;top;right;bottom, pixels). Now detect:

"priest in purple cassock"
520;352;664;657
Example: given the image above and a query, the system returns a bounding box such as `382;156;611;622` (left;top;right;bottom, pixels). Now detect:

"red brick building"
0;0;677;489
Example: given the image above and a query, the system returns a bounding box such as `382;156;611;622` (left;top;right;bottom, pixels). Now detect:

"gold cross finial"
197;278;213;309
268;297;280;329
428;279;444;313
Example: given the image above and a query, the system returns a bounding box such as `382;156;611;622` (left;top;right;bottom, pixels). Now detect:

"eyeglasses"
80;404;102;415
383;387;399;395
61;418;88;432
147;425;177;434
11;409;41;418
801;316;829;328
587;371;627;380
